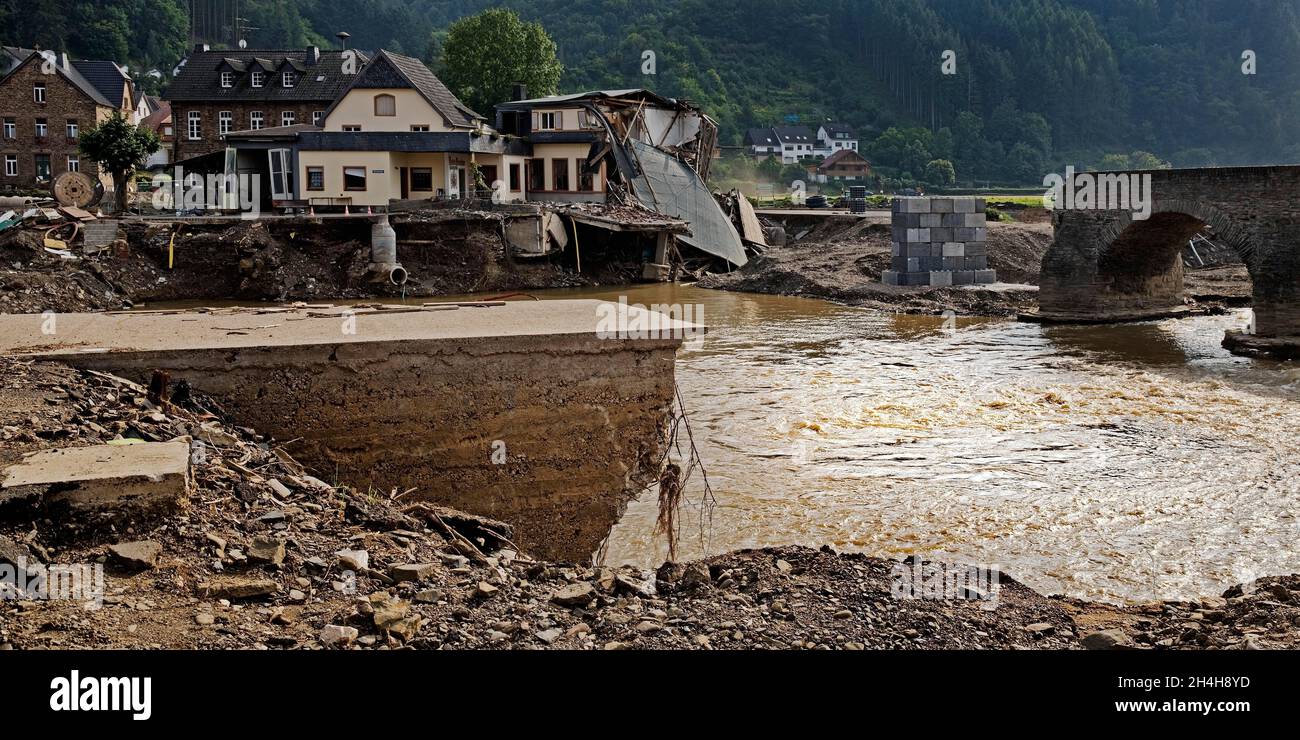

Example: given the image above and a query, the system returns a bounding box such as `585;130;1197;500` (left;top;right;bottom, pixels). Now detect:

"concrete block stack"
882;197;996;286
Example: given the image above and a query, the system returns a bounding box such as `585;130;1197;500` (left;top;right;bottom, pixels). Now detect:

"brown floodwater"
144;284;1300;603
509;283;1298;604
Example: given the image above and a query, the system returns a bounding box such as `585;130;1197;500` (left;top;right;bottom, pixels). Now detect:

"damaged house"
192;54;746;277
495;88;745;269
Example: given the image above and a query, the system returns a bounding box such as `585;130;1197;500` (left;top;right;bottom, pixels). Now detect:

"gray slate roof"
164;48;368;102
70;60;130;107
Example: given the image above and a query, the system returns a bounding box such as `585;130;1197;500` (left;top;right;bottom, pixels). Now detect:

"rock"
614;573;655;598
370;594;410;631
551;582;596;607
247;536;286;566
634;620;662;634
320;624;358;648
270;606;301;625
287;589;307;603
389;563;437;582
194;612;215;626
536;628;562;644
414;589;441;604
775;559;793;574
335;549;368;571
565;623;591;637
1080;629;1133;650
202;576;279;600
833;609;853;619
603;641;631;650
386;615;423;642
0;536;35;576
109;540;162;569
475;581;499;598
267;479;292;498
1025;622;1056;636
680;562;712;591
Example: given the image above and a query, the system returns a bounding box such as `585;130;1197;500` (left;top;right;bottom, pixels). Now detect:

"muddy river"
521;283;1298;604
145;283;1298;603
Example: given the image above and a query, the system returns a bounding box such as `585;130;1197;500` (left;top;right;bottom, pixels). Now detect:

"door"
399;167;409;199
268;148;292;202
449;165;464;199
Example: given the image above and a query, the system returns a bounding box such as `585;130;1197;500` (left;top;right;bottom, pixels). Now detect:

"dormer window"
251;71;265;88
282;72;295;88
374;94;396;117
221;71;234;88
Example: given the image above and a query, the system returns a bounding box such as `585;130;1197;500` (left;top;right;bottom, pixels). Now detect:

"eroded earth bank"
3;356;1297;650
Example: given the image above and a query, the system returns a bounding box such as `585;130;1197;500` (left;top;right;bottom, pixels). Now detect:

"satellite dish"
238;39;248;49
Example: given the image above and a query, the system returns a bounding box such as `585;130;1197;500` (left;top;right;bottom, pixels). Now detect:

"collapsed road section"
0;300;702;561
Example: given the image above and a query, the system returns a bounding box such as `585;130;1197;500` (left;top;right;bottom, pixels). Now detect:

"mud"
697;219;1051;316
0;217;596;316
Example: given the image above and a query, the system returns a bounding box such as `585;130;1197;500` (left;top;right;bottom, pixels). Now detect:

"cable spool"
52;171;103;209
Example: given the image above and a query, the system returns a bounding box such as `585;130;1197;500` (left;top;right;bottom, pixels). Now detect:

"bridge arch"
1036;165;1300;357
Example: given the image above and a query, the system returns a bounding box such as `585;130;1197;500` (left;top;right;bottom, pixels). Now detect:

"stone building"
164;44;366;164
0;51;134;191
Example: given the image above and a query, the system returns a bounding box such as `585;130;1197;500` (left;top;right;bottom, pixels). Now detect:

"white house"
745;125;817;164
815;122;858;158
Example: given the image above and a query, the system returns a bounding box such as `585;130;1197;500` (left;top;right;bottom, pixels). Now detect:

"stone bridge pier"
1036;165;1300;357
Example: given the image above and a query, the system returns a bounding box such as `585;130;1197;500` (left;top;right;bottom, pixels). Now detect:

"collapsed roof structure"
496;89;746;268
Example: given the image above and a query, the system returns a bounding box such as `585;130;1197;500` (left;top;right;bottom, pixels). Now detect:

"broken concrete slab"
1;439;191;516
109;540;162;569
0;301;694;562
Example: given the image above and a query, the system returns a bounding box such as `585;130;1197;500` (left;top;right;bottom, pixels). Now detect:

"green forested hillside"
4;0;1299;184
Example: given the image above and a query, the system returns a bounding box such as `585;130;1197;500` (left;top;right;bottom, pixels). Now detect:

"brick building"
164;45;366;164
0;51;134;191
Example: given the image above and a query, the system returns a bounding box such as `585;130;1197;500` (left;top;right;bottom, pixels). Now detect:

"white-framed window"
2;118;13;139
250;111;264;130
410;125;430;132
3;155;15;177
187;111;201;140
374;94;396;116
538;112;558;130
219;111;232;135
33;83;45;103
251;71;265;88
282;72;295;88
67;156;79;172
220;71;234;88
342;125;361;132
66;120;78;139
312;111;324;126
281;111;295;127
35;119;47;138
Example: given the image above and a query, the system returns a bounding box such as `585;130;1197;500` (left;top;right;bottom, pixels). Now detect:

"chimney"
307;46;320;64
335;32;351;50
511;84;528;101
194;43;209;53
60;52;70;70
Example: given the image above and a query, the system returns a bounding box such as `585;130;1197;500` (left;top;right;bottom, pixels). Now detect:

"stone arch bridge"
1036;165;1300;357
